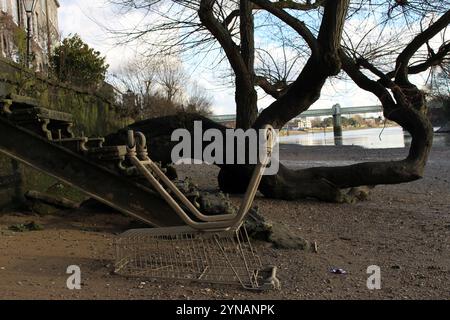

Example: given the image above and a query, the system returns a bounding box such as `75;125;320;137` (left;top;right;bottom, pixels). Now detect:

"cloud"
59;0;147;71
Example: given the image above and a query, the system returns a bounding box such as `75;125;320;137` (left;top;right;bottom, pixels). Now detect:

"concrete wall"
0;57;132;210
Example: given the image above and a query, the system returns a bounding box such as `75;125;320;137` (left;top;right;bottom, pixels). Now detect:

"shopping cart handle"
125;124;275;231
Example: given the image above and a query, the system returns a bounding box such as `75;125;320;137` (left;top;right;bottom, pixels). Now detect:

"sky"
59;0;247;114
58;0;436;116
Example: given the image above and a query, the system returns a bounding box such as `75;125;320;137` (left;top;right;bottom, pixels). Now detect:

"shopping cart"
114;125;280;290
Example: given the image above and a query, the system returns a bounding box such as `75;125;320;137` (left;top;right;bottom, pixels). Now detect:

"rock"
25;190;80;209
269;223;310;250
25;183;87;215
244;208;272;241
346;186;374;201
172;178;236;216
9;221;43;232
198;192;235;216
245;208;310;250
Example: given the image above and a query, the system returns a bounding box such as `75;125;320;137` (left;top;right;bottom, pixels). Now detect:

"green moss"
9;221;43;232
27;183;88;215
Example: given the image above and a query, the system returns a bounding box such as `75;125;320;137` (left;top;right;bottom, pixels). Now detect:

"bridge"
209;104;383;124
209;104;384;146
301;105;382;117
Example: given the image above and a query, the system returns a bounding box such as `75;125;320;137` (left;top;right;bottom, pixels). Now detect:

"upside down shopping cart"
114;125;281;290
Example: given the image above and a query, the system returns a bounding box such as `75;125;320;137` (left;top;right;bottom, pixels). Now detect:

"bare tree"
156;57;187;103
184;81;213;116
111;55;212;118
106;0;450;202
111;58;157;98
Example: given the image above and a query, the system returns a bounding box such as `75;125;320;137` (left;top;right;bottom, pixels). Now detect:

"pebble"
313;241;318;253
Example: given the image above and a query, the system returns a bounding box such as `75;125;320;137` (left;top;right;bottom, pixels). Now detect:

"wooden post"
332;104;343;146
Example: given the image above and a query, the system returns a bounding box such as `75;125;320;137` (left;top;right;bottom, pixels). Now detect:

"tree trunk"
235;76;258;129
236;0;258;129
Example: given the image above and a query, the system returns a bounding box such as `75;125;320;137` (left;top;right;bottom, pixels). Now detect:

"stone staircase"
0;94;182;227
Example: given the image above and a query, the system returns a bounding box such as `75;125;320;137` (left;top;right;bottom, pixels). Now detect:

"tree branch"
269;0;325;11
198;0;249;82
223;10;239;27
388;41;450;78
255;75;291;98
340;51;396;110
224;0;324;27
249;0;319;57
395;10;450;84
356;57;396;89
254;0;350;129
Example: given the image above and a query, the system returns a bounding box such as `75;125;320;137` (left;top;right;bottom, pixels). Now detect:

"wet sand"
0;144;449;299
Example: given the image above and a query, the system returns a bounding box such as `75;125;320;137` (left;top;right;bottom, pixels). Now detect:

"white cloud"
59;0;148;71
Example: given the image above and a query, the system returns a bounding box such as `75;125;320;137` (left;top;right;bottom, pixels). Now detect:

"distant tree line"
110;57;213;119
310;115;384;128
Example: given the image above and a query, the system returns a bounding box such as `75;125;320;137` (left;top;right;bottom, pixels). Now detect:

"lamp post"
23;0;36;68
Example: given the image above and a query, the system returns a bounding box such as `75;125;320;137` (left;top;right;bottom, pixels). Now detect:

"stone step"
54;137;89;153
1;94;40;114
4;106;75;140
54;137;105;153
86;145;128;161
8;107;73;123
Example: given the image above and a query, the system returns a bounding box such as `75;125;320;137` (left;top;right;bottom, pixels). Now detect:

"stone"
245;208;310;250
269;223;310;250
9;221;43;232
25;183;87;215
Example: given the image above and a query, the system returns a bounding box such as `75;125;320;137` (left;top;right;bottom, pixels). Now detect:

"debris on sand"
329;267;348;275
9;221;43;232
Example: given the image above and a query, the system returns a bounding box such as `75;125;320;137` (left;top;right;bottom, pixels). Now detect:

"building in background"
0;0;60;71
296;117;312;130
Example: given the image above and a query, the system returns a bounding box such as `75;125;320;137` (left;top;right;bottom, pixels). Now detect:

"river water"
279;126;450;149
